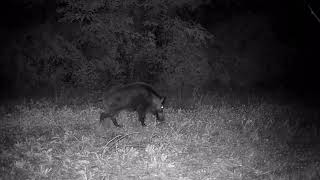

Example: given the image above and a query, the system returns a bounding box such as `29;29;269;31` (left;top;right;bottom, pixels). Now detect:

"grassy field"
0;92;319;180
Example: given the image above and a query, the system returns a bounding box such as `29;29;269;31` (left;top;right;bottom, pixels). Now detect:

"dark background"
0;0;319;105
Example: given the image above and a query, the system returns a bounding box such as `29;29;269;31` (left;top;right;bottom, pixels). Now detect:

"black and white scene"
0;0;320;179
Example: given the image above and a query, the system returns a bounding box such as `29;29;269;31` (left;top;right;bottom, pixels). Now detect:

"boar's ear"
161;97;166;104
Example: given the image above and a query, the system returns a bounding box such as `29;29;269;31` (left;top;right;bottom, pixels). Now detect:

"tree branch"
305;0;320;24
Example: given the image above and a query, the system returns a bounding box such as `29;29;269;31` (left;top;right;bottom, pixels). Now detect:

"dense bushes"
0;0;213;97
0;0;293;98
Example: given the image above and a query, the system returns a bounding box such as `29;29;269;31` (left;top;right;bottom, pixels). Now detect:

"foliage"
57;0;213;89
0;0;212;95
0;24;84;95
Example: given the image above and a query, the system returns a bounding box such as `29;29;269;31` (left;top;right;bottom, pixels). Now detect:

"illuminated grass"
0;95;319;179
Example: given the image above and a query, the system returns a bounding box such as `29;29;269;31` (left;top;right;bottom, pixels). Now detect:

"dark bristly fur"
100;82;165;128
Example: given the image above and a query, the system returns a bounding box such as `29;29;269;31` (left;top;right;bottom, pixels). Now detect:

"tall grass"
0;92;319;179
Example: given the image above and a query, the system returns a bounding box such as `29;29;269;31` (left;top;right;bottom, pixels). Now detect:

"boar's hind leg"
100;112;122;127
100;112;108;123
